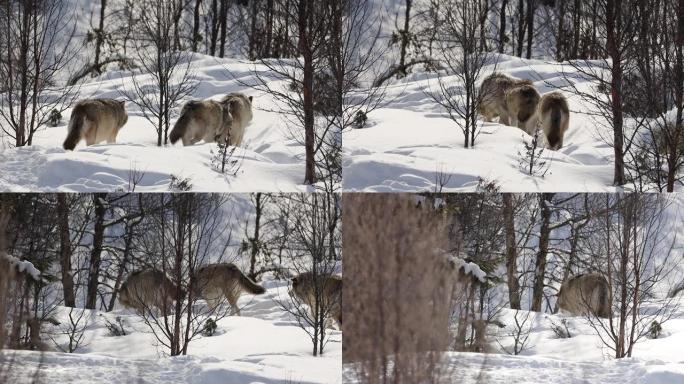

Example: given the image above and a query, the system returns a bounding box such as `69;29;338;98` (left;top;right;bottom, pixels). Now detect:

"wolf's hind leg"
227;293;240;316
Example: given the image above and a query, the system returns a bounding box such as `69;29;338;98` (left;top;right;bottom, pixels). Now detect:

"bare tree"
134;193;233;356
123;0;197;146
503;193;521;309
0;0;80;147
583;194;680;358
560;0;640;186
48;307;91;353
426;0;494;148
274;193;341;356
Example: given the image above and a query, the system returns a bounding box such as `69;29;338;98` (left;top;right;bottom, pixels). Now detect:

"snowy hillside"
0;55;314;192
343;54;620;192
0;277;342;384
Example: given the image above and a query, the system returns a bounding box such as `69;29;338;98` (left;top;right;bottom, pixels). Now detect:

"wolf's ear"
118;100;125;107
291;277;298;284
248;96;253;103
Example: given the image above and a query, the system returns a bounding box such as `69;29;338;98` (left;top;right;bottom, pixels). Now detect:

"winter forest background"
344;192;684;383
0;192;342;383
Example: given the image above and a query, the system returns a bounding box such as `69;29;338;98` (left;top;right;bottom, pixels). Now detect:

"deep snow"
0;277;342;384
343;54;624;192
0;55;315;192
343;305;684;384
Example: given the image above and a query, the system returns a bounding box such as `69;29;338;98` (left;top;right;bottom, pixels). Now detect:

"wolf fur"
63;99;128;150
505;83;541;134
291;272;342;329
217;93;253;147
478;72;535;128
118;269;182;315
557;273;611;318
169;93;253;147
193;263;265;315
169;99;231;146
537;91;570;150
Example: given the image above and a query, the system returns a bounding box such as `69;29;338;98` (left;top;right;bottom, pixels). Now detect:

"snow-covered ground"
0;55;312;192
0;277;342;384
343;54;622;192
343;304;684;384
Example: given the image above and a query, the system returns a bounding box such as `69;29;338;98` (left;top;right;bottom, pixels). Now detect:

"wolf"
478;72;535;128
505;83;541;134
62;99;128;150
537;91;570;150
291;272;342;329
169;99;231;146
193;263;265;315
217;93;253;147
118;269;183;315
557;273;611;318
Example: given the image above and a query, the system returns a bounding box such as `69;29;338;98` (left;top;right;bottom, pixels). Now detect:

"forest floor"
0;55;315;192
0;276;342;384
343;54;635;192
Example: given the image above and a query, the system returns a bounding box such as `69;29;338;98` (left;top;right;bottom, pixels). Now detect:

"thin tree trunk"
94;0;107;74
502;194;520;309
531;193;553;312
86;193;107;310
249;193;262;280
209;0;218;55
525;0;534;59
398;0;412;75
556;0;564;61
57;194;76;308
607;0;625;186
192;0;203;52
218;0;228;58
499;0;508;53
300;0;316;184
516;0;525;57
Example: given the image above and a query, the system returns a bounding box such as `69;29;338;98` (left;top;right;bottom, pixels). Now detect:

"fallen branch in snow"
373;59;437;88
67;55;136;86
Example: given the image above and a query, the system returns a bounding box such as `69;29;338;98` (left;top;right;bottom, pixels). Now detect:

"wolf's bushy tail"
63;111;84;150
170;104;195;144
238;272;265;295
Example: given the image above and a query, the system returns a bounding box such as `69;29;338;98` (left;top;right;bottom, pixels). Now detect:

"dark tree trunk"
248;193;263;280
219;0;228;57
94;0;107;74
556;0;564;61
249;0;259;60
531;193;553;312
499;0;508;53
502;194;520;309
607;0;625;186
192;0;203;52
209;0;219;55
516;0;525;57
57;194;75;308
299;0;316;184
86;193;107;310
265;0;274;57
525;0;534;59
398;0;412;76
